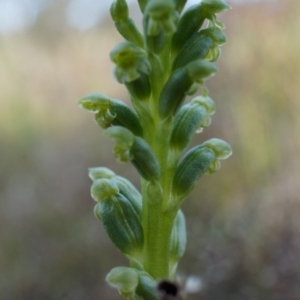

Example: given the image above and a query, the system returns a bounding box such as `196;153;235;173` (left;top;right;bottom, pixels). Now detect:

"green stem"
142;187;174;279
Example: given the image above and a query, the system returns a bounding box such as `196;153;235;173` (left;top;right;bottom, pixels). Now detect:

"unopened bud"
105;126;160;181
172;147;215;199
94;193;144;256
110;0;129;22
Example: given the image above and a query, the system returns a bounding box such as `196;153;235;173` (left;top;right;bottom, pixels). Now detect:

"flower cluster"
79;0;231;299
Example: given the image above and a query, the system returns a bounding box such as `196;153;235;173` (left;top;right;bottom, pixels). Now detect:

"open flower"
110;41;151;83
145;0;179;36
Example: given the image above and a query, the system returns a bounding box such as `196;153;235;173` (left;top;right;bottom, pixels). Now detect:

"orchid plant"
79;0;232;299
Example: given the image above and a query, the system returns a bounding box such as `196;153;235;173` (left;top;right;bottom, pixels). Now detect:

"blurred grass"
1;0;300;299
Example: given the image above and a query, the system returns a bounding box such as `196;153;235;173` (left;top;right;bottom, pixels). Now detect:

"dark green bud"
115;18;144;48
114;176;142;217
125;73;151;102
106;267;139;299
171;4;205;54
105;126;160;181
158;68;193;119
186;59;217;84
172;147;215;199
159;60;217;119
110;42;151;83
94;193;144;256
131;137;160;181
78;93;143;136
169;210;186;274
171;0;230;54
173;32;214;70
170;103;207;152
110;0;129;22
143;15;166;54
173;27;226;70
145;0;178;36
173;138;232;198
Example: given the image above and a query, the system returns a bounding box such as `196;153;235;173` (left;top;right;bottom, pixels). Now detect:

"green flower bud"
115;18;144;48
173;27;226;70
125;73;151;102
110;42;151;83
114;176;142;217
193;96;216;133
169;210;186;272
201;0;231;14
105;126;135;162
91;178;119;202
159;61;217;119
186;59;217;84
172;147;215;199
110;0;129;22
78;93;143;136
202;138;232;159
89;167;142;217
171;0;230;54
173;32;214;70
143;16;166;54
171;4;205;53
206;46;221;62
145;0;179;36
192;95;216;114
201;138;232;173
136;272;159;300
105;126;160;181
131;137;160;181
94;193;144;256
158;68;193;119
89;167;116;181
106;267;139;299
170;103;207;151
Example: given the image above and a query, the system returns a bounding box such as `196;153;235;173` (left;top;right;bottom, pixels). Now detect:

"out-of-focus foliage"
0;0;300;299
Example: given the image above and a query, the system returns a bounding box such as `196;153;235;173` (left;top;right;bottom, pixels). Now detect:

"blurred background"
0;0;300;299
